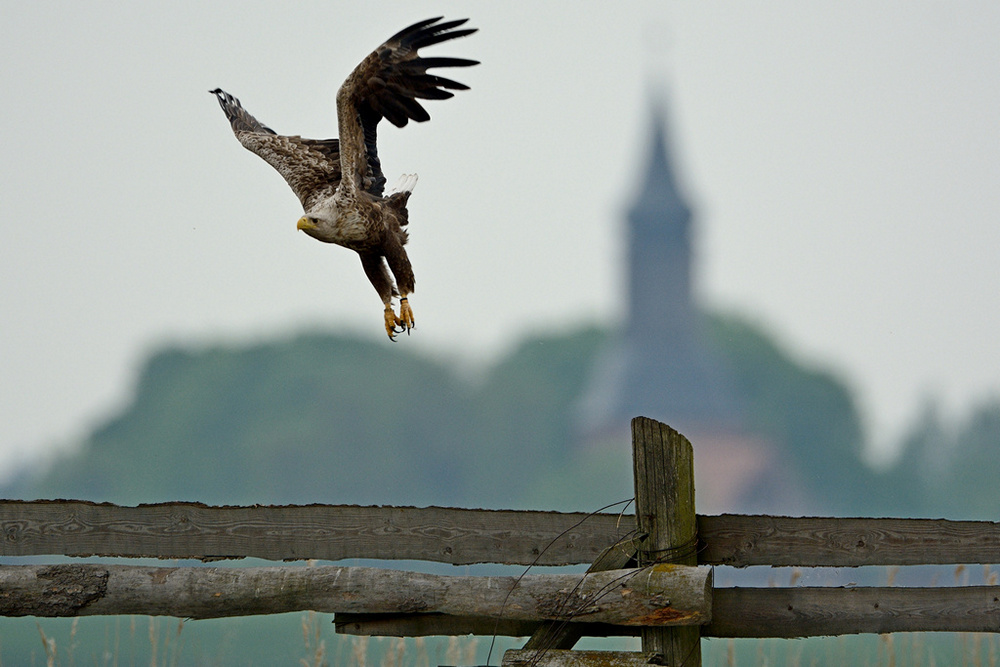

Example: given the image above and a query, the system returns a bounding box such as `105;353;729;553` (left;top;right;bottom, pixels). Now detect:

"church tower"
576;99;805;513
579;99;744;441
626;101;695;344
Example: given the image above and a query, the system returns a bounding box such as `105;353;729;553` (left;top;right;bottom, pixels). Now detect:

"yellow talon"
384;306;402;341
383;298;414;341
397;296;415;335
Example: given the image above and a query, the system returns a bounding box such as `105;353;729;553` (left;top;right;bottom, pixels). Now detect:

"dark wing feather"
344;17;479;130
334;18;477;193
358;109;387;196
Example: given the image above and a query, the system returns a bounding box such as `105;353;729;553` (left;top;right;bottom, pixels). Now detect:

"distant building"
577;99;808;514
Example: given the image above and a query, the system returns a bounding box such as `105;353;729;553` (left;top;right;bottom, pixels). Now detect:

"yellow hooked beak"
297;216;317;231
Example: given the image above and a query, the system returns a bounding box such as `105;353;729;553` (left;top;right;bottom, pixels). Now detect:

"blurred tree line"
875;399;1000;519
8;312;999;518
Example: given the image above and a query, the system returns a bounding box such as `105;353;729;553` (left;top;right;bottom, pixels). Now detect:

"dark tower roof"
578;98;744;441
630;101;691;237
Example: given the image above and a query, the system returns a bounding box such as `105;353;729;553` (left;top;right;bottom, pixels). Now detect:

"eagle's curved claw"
398;297;415;336
384;306;402;341
384;299;414;341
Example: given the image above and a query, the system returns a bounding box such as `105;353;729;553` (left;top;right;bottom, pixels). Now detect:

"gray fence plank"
0;500;629;565
698;514;1000;567
707;586;1000;637
4;501;1000;567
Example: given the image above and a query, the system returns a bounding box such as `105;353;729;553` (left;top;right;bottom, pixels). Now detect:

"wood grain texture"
503;650;660;667
0;563;711;623
707;586;1000;637
0;500;631;565
698;514;1000;567
4;501;1000;568
631;417;702;666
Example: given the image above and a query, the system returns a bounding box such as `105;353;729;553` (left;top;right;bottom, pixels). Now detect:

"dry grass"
20;621;1000;667
301;611;327;667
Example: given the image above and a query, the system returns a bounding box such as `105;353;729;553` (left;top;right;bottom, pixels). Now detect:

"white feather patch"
389;173;419;194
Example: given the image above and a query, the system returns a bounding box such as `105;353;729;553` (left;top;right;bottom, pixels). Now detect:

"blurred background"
2;1;1000;664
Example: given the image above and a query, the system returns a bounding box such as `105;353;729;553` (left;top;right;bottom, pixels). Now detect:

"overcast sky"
2;2;999;477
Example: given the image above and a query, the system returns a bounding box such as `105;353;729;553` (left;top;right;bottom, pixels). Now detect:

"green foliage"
467;326;610;506
16;316;879;512
20;329;610;509
28;334;479;507
882;398;1000;519
944;401;1000;516
705;313;873;514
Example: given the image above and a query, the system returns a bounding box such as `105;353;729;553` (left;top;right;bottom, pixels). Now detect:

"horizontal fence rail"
0;500;623;566
336;586;1000;638
0;562;713;624
698;514;1000;567
3;500;1000;568
706;586;1000;637
3;558;994;636
4;410;1000;653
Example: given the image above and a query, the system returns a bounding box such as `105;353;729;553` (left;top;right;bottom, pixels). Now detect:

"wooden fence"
2;416;1000;666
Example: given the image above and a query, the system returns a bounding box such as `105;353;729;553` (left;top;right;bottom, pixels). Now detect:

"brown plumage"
210;17;477;339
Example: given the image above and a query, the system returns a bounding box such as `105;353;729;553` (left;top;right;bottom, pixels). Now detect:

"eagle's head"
296;206;364;246
296;215;319;234
296;196;342;241
296;214;335;242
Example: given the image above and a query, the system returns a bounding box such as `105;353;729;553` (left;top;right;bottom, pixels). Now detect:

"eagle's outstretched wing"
210;89;387;207
335;17;478;193
210;19;476;341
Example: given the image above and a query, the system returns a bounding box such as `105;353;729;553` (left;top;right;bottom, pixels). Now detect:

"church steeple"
626;101;695;344
630;102;691;235
576;94;811;515
578;95;743;441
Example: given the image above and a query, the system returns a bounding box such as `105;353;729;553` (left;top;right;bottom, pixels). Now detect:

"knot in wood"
4;522;22;542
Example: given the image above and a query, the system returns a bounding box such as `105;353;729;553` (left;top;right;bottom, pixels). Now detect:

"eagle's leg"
360;252;406;341
382;233;415;337
397;294;415;334
384;302;404;341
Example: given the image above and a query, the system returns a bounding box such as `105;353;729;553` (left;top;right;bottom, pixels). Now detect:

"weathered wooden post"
631;416;700;666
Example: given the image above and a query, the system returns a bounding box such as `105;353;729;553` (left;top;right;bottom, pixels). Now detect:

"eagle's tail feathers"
389;173;419;195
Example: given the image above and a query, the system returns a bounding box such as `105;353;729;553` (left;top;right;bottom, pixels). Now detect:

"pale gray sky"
3;2;999;476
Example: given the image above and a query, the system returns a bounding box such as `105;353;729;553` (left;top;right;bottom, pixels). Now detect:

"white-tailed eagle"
211;17;477;340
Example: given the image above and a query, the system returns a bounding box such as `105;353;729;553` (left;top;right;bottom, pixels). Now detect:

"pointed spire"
624;93;694;339
629;96;691;232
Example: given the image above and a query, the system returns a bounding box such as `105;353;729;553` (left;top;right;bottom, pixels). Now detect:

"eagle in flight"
211;18;477;340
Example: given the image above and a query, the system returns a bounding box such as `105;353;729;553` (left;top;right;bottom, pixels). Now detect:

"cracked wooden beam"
0;563;711;623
